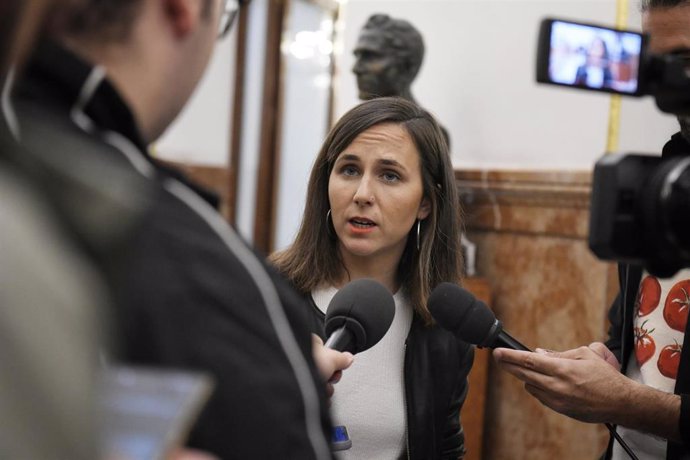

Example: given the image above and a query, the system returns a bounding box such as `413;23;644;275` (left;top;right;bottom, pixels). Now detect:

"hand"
492;343;630;424
168;449;219;460
536;342;620;370
312;334;354;398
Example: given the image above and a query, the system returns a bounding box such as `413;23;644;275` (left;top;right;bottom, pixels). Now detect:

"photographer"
494;1;690;458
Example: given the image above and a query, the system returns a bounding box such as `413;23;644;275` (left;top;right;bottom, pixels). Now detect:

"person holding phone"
10;1;354;458
271;97;474;459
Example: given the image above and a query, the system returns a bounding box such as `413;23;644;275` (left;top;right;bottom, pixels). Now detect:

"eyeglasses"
218;0;240;39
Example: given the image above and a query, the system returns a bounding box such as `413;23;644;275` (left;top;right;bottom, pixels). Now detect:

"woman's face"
588;38;606;63
328;122;430;265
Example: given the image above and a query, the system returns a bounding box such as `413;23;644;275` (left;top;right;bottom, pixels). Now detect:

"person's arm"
493;344;682;443
440;343;474;460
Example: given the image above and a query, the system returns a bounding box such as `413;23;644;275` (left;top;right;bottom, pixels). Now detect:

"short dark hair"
55;0;143;42
362;14;425;81
54;0;216;42
271;97;463;324
641;0;690;11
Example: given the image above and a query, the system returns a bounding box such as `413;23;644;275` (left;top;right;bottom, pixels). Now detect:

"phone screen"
539;19;643;95
99;366;214;460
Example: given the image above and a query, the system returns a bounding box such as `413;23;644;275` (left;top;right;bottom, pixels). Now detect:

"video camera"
536;18;690;277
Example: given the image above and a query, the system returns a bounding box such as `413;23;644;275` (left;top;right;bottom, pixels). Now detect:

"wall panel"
458;169;616;459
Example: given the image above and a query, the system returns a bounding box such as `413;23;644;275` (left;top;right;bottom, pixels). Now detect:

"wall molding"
456;169;593;239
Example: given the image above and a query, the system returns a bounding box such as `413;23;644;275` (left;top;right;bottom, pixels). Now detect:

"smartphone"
536;18;646;95
98;366;214;460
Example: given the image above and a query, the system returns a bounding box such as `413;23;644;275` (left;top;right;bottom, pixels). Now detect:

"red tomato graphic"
657;342;682;379
663;281;690;332
636;276;661;317
634;321;656;366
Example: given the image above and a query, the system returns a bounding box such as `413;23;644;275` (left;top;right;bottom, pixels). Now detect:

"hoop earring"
416;219;421;251
326;209;336;239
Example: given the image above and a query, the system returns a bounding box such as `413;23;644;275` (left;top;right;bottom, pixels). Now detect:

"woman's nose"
353;178;374;206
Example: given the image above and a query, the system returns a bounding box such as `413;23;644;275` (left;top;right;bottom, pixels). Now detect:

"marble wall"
457;170;616;459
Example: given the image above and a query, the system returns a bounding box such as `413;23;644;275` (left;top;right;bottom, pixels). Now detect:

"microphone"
323;279;395;452
324;279;395;354
428;282;529;350
428;283;640;460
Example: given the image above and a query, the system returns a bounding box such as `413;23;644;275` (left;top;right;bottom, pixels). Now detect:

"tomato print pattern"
635;276;661;317
663;280;690;332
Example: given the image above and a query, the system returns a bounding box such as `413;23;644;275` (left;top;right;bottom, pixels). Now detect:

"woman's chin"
339;242;378;259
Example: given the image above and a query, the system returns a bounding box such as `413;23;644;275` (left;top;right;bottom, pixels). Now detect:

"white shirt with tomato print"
612;269;689;460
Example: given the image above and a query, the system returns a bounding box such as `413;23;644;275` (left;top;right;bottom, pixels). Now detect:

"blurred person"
574;36;614;89
10;0;352;458
494;1;690;458
271;97;474;459
0;0;135;458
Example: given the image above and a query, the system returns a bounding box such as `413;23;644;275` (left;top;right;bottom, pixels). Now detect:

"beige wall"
335;0;678;170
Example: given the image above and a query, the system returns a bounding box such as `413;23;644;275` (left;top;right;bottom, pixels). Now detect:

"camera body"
589;153;690;277
536;18;690;276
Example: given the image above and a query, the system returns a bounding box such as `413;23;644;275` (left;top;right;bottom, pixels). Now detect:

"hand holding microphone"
311;335;353;399
314;279;395;452
312;278;394;391
427;282;639;460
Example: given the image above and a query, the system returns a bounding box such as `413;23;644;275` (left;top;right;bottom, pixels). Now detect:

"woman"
575;36;613;89
271;97;473;459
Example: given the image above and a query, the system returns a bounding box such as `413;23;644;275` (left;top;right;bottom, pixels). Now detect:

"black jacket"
605;133;690;459
308;297;474;460
14;41;334;460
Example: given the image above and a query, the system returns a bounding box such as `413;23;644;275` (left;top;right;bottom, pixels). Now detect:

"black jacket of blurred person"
12;1;334;457
0;1;150;459
605;133;690;459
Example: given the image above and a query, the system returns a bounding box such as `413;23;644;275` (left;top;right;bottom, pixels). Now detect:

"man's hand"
493;343;681;442
312;334;354;398
493;343;629;424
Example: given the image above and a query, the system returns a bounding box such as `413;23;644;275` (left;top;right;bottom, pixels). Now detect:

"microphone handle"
494;331;531;352
324;326;354;353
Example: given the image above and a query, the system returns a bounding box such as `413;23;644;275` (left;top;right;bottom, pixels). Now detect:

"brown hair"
271;97;463;324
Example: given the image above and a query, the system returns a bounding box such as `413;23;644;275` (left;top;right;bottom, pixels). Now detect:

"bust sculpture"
352;14;450;146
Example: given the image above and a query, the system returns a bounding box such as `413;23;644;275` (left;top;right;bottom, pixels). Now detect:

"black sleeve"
114;197;333;460
605;290;624;363
680;394;690;452
440;343;474;460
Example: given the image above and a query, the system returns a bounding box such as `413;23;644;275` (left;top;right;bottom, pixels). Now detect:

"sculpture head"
352;14;424;100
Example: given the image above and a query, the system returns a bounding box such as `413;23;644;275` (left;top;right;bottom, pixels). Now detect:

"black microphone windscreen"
325;279;395;354
428;282;496;345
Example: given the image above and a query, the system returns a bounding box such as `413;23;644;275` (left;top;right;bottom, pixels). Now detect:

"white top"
585;65;605;88
313;285;413;460
611;269;690;460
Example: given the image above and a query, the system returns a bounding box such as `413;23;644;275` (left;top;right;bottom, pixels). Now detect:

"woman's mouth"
349;217;376;229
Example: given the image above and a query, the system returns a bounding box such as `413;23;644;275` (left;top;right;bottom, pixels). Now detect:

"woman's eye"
382;171;400;182
341;165;359;176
